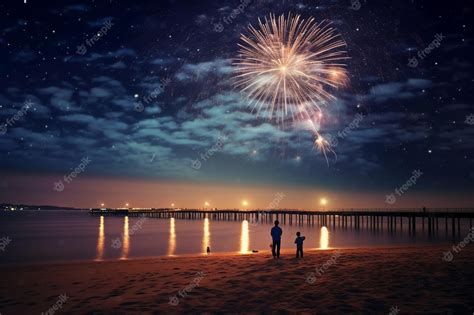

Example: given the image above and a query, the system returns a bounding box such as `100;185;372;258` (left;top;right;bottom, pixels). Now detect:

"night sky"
0;0;473;208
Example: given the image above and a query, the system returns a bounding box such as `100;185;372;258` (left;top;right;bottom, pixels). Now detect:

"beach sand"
1;245;473;314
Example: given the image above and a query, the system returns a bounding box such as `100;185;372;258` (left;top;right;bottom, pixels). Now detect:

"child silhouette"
295;232;306;258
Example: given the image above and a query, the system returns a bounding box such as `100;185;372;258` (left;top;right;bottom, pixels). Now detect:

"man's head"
274;220;279;226
296;232;301;236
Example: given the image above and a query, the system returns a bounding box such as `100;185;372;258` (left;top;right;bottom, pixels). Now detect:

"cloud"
91;76;124;88
175;58;233;81
11;49;36;62
64;4;90;12
87;17;114;27
90;87;112;98
110;61;127;69
364;78;433;102
145;106;162;115
150;58;174;66
65;48;136;63
37;86;81;112
1;19;27;35
112;98;134;110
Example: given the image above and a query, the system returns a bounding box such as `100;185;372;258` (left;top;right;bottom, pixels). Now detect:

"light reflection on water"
320;226;329;249
95;215;104;261
239;220;250;254
167;217;176;256
203;217;211;253
120;216;129;260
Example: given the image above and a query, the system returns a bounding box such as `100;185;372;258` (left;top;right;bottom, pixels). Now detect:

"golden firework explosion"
233;13;349;122
233;13;349;162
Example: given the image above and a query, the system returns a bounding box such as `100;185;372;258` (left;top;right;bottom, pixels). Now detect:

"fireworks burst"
233;13;349;164
233;13;349;123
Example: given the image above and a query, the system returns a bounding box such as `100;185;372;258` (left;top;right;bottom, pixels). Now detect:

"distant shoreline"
1;204;85;211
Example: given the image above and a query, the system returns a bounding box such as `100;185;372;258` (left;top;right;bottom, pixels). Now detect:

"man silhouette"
271;220;282;259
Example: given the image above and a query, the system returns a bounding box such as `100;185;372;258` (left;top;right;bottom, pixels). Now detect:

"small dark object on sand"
207;246;210;254
252;250;258;253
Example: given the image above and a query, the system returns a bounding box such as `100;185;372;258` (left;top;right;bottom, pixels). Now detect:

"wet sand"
1;245;473;314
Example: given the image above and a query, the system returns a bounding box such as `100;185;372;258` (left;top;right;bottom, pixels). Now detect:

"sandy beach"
1;245;473;314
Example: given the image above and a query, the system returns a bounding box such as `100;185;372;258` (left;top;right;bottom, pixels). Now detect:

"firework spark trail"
314;133;337;165
233;13;349;123
307;117;337;165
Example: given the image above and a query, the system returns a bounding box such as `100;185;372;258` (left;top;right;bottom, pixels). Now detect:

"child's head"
296;232;301;236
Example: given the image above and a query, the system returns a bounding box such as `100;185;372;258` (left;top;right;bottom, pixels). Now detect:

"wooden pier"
90;208;474;235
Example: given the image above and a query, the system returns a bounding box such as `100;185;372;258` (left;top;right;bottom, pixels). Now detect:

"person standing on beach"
294;232;306;258
271;220;282;259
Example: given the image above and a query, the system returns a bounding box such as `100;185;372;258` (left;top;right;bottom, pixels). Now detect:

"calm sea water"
0;211;469;264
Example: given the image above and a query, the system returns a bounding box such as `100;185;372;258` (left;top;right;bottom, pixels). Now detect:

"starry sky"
0;0;473;209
